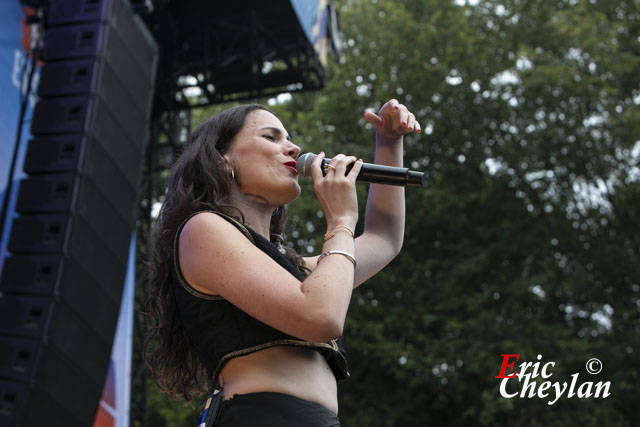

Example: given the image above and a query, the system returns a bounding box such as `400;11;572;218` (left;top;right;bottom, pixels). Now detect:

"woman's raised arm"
305;99;420;287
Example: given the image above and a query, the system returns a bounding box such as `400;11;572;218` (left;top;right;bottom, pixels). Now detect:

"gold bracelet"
323;225;355;242
317;250;357;268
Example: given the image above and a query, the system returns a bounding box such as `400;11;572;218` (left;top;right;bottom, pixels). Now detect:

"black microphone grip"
296;153;424;187
320;158;423;186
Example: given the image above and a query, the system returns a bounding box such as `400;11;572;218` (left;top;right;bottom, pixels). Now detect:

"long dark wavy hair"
144;104;308;401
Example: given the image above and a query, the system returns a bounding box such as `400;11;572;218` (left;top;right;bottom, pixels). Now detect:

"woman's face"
223;109;302;207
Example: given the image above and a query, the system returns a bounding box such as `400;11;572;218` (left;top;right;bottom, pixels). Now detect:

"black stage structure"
0;0;339;426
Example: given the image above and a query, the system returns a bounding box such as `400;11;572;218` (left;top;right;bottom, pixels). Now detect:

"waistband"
218;391;340;426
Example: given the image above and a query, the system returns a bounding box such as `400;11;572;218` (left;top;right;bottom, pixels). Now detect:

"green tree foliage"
141;0;640;425
273;0;640;425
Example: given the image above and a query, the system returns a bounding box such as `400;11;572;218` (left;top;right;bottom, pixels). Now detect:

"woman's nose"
287;142;301;159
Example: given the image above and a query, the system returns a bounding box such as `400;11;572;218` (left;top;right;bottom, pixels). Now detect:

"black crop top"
172;210;349;385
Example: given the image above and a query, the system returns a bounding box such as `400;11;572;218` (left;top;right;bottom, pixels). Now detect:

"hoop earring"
230;167;235;181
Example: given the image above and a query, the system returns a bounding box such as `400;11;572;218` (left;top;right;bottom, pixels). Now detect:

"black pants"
216;392;341;426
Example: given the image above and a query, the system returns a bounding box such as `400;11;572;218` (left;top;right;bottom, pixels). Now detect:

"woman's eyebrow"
259;126;291;141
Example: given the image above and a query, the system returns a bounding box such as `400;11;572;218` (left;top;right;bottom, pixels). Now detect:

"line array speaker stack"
0;0;157;425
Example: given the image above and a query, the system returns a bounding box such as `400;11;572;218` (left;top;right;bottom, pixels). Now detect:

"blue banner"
0;2;41;269
290;0;329;65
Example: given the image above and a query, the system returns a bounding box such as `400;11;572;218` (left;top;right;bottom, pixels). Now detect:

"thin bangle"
317;250;357;268
323;225;355;242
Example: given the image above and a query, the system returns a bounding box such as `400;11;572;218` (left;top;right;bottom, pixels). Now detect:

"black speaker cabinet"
0;0;157;425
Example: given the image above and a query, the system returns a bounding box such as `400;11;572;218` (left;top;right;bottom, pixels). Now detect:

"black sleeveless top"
172;210;350;384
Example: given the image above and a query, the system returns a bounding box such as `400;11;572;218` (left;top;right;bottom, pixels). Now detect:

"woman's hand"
310;152;364;230
363;98;421;143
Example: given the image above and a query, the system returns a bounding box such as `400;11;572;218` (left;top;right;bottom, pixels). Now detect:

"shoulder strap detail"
173;210;255;301
205;210;255;245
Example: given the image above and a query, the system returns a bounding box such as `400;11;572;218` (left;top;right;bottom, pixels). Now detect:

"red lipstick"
284;161;298;175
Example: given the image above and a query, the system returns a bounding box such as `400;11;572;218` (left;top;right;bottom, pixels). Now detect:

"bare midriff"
217;345;339;415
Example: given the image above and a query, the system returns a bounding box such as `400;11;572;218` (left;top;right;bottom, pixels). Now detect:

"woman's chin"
262;184;301;208
281;184;301;204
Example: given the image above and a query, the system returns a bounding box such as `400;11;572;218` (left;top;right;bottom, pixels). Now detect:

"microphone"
296;153;424;187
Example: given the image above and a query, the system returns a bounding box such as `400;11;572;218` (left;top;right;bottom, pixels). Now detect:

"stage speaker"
0;0;157;425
